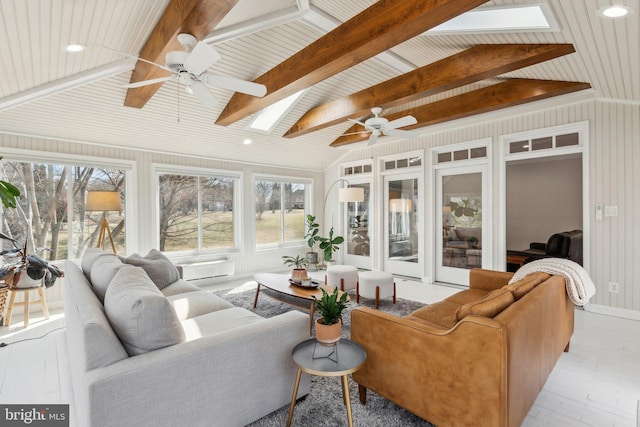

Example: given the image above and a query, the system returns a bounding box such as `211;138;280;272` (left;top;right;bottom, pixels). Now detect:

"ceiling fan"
347;107;419;146
124;33;267;108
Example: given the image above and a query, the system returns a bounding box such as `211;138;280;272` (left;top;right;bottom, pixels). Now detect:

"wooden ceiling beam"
124;0;238;109
215;0;488;126
286;44;576;138
330;79;592;147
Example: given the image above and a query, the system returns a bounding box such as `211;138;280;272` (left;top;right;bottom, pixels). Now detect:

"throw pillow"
104;265;185;356
122;249;179;290
504;272;551;300
81;248;112;278
90;254;125;302
455;288;515;321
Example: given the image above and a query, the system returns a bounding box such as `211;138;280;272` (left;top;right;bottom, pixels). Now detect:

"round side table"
287;338;367;427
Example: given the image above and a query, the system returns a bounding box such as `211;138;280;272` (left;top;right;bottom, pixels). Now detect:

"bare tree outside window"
0;161;126;260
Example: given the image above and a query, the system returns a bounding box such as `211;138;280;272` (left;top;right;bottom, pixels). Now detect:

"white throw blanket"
509;258;596;306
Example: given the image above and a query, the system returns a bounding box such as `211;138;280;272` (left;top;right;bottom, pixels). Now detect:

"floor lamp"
85;191;122;254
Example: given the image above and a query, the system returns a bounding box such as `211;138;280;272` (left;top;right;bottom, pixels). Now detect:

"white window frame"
153;164;242;256
253;173;313;251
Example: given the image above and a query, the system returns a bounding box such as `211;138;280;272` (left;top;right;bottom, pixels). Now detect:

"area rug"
213;283;435;427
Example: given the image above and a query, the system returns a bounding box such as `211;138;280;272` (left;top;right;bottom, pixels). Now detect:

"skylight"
248;89;308;133
426;4;558;35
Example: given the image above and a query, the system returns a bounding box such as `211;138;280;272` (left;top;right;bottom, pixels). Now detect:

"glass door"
344;182;372;269
384;173;422;278
435;166;488;285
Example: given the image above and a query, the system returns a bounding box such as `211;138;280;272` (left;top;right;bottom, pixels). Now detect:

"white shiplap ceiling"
0;0;637;170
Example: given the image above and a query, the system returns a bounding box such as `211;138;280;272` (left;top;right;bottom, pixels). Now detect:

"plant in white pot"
313;286;348;345
281;255;308;283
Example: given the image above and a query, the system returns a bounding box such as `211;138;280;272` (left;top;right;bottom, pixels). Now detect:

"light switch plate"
605;206;618;217
595;203;603;221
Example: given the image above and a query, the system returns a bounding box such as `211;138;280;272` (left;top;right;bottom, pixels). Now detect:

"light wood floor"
0;275;638;427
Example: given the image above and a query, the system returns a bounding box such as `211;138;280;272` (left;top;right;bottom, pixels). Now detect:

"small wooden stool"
325;265;359;291
357;271;396;309
5;286;50;327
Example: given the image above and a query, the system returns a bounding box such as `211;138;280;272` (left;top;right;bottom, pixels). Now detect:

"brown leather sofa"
351;269;574;427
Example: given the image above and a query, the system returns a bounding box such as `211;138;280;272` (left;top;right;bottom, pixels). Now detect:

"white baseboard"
584;303;640;321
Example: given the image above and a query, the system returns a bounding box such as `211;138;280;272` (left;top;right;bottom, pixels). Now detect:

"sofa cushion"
504;272;551;300
90;254;125;302
181;307;264;341
81;248;112;278
104;265;185;356
456;288;515;321
161;279;201;297
167;290;235;320
122;249;179;290
444;288;489;305
409;300;460;329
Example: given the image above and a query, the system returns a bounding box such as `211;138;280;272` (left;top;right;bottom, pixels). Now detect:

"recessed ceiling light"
243;138;253;145
64;43;87;53
597;5;633;18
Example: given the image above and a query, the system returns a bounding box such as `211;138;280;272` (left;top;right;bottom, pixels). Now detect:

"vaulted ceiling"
0;0;637;170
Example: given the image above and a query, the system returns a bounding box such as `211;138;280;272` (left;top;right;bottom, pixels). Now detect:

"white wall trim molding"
595;97;640;107
585;304;640;321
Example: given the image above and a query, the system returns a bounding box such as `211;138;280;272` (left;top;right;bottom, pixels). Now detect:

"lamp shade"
389;198;413;213
339;187;364;203
85;191;122;212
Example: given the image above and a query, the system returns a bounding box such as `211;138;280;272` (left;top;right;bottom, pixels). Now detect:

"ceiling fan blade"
188;81;218;108
185;41;221;76
201;73;266;97
347;118;367;126
123;76;172;88
384;128;419;139
341;130;372;136
367;130;380;147
387;115;417;130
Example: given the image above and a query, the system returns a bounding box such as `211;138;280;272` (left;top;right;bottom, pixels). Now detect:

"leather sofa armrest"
469;268;514;291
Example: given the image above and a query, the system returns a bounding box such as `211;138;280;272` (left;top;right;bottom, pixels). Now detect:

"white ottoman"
324;265;358;291
357;271;396;309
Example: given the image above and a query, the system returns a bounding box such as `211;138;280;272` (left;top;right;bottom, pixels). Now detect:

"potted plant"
304;214;320;270
281;254;308;283
317;227;344;265
313;286;349;345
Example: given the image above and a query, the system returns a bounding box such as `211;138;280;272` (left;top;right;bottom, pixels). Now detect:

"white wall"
506;156;583;250
333;98;640;313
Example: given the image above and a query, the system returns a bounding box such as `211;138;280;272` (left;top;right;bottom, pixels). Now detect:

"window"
0;160;126;260
158;172;238;253
255;178;308;247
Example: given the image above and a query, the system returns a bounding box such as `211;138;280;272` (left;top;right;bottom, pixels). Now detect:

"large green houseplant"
304;214;320;270
317;227;344;263
313;286;349;345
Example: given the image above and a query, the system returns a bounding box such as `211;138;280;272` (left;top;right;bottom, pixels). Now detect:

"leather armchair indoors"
508;230;583;271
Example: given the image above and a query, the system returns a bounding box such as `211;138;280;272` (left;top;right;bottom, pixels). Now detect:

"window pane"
532;137;552;150
284;183;306;243
556;133;579;147
509;140;530;154
201;177;234;249
159;175;198;251
438;152;452;163
470;147;487;158
255;180;281;245
453;150;469;161
0;162;126;260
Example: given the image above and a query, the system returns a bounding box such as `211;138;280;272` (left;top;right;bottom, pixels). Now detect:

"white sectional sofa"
64;249;310;427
